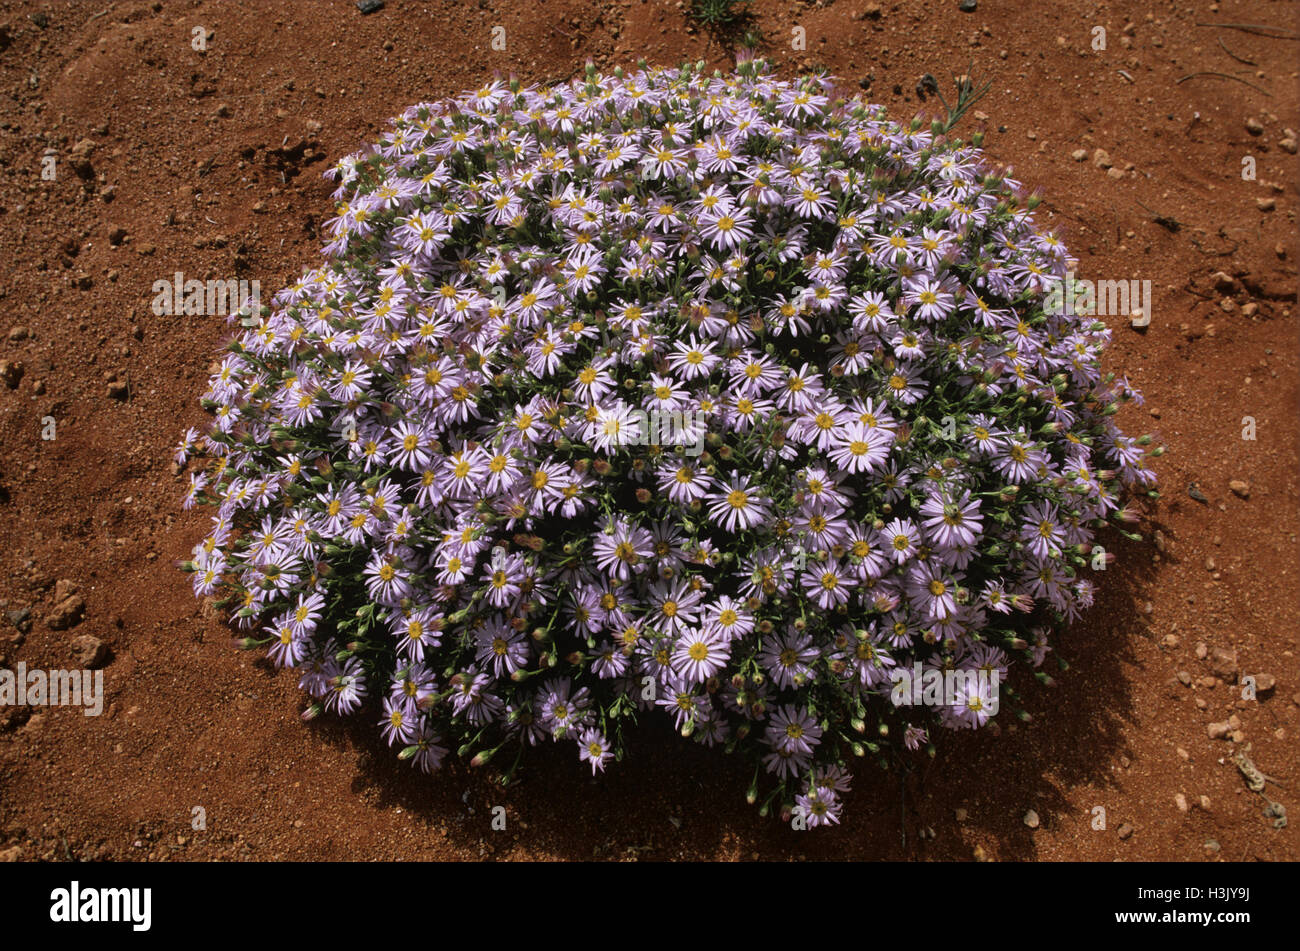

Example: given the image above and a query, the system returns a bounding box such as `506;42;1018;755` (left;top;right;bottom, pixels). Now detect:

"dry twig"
1175;71;1272;96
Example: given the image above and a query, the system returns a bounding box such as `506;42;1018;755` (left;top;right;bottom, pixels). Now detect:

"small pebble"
1023;809;1040;829
69;634;108;668
0;360;24;389
1211;647;1239;681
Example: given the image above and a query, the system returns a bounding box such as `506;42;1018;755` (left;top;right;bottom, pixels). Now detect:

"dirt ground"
0;0;1295;862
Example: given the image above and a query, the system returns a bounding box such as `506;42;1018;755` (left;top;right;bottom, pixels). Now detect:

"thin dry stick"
1217;36;1257;65
1194;21;1300;39
899;770;907;853
1176;71;1272;96
1135;200;1181;232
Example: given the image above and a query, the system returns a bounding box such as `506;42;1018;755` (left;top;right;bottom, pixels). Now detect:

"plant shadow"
302;518;1161;861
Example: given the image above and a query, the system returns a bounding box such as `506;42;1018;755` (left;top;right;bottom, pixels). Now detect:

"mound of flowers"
178;58;1156;826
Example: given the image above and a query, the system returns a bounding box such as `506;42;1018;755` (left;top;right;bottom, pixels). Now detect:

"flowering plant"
178;59;1156;826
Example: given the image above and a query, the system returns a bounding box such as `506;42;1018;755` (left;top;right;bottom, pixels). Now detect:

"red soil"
0;0;1295;861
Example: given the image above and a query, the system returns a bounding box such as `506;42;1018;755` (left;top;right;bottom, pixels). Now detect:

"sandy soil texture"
0;0;1295;861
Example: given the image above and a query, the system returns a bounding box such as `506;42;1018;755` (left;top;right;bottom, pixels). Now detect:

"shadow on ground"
300;519;1162;861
